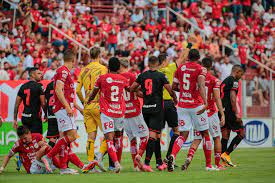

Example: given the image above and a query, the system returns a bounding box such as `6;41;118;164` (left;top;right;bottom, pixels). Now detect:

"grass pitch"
0;148;275;183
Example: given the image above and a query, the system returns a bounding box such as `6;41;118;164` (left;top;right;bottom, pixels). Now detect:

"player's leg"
47;118;60;148
181;130;202;171
114;130;123;163
41;109;78;172
155;131;167;170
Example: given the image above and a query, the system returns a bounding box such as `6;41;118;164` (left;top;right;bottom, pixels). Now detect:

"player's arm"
213;89;225;126
0;156;11;173
55;81;73;117
40;94;47;122
74;100;83;115
230;90;239;118
76;75;84;105
13;96;22;129
164;84;178;105
197;75;208;115
129;81;140;92
87;87;100;104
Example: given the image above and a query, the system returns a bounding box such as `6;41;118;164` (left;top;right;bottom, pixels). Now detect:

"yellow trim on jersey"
159;62;177;100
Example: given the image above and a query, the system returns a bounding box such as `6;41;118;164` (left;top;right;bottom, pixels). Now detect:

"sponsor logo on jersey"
244;120;269;146
143;104;157;108
182;92;192;98
106;77;113;83
181;65;186;71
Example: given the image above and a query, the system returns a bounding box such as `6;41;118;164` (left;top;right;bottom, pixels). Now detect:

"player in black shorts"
45;81;59;148
14;67;45;134
130;56;177;172
220;65;244;167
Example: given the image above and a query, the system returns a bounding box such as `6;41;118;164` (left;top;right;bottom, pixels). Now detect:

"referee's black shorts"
22;115;42;134
46;117;59;139
143;111;164;133
221;109;244;132
162;100;178;129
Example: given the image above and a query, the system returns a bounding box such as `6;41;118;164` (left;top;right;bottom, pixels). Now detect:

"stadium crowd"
0;0;274;105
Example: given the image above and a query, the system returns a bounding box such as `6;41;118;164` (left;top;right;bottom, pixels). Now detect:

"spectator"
219;56;233;81
23;49;34;70
18;69;29;80
252;0;265;15
0;29;11;51
7;48;20;67
3;62;15;80
131;8;144;23
0;50;9;68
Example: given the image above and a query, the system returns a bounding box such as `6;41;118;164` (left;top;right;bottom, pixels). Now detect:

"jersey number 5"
183;74;190;90
145;79;152;95
111;86;119;102
24;89;31;106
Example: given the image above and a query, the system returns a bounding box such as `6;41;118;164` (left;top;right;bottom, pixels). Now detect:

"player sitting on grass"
0;126;96;174
181;57;226;171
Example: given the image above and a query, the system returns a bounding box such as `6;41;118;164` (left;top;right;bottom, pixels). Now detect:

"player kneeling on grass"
87;57;129;173
119;58;149;171
181;57;226;171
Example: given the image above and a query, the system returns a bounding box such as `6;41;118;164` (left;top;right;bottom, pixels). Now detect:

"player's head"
158;53;168;68
148;55;159;69
188;49;200;62
90;46;101;60
202;57;212;70
108;57;120;73
63;49;75;64
17;126;32;144
119;58;129;71
231;64;244;80
29;67;42;82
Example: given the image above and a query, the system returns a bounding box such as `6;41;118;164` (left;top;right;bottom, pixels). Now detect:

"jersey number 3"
145;79;152;95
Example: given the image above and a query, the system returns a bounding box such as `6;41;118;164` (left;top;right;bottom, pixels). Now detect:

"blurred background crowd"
0;0;274;108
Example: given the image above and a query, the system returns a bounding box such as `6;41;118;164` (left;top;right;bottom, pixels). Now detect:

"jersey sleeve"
213;79;221;90
8;141;20;158
38;83;44;96
199;66;207;77
76;69;85;103
136;73;143;85
173;67;180;83
94;76;101;89
161;73;169;85
231;80;239;91
17;85;24;98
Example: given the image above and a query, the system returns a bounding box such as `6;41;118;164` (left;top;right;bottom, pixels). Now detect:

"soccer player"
168;49;215;172
130;56;177;172
76;47;108;163
44;81;59;148
119;58;149;171
13;67;45;134
87;57;128;173
181;57;226;171
220;65;244;167
0;126;97;174
41;49;88;173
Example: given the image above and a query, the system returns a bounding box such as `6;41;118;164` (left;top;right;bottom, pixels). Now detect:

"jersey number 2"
111;86;119;102
145;79;152;95
24;89;30;106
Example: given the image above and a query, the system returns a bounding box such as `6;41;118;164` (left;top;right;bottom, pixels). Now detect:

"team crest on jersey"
106;77;113;83
233;81;239;88
181;65;186;71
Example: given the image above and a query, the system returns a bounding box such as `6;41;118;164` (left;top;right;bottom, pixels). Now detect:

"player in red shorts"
88;57;128;173
41;49;99;173
119;58;149;171
0;126;99;174
168;49;216;171
181;57;226;171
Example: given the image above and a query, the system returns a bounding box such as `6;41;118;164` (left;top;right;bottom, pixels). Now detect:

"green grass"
1;148;275;183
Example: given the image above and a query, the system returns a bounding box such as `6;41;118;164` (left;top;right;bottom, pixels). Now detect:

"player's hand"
79;108;84;115
13;120;18;129
220;114;225;127
65;106;73;117
0;166;4;173
196;104;207;115
43;117;48;123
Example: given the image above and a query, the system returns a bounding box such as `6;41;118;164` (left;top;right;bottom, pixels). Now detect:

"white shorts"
177;106;209;132
100;113;124;134
54;109;77;133
194;112;221;140
124;114;149;141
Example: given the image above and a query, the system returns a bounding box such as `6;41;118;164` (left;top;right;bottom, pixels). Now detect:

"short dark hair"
17;126;30;137
90;47;101;59
108;57;120;72
232;64;244;72
28;67;38;75
202;57;213;69
63;49;75;62
188;49;200;61
149;56;159;66
158;53;167;65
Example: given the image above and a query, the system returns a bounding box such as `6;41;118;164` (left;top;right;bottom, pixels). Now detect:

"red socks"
59;146;68;169
214;152;221;167
68;148;84;169
107;139;118;163
130;139;138;167
114;136;123;162
203;136;212;167
138;137;148;157
47;136;70;159
187;147;197;160
171;136;186;158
